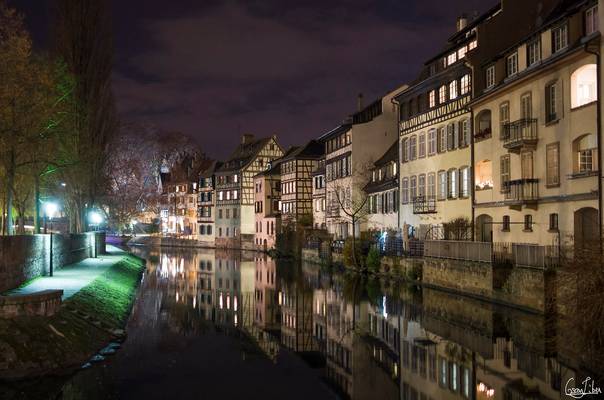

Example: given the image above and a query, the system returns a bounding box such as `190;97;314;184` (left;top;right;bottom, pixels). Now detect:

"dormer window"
527;40;541;66
458;46;467;59
486;65;496;89
468;40;477;50
553;24;568;53
429;90;436;108
506;52;518;77
586;6;599;35
447;52;457;66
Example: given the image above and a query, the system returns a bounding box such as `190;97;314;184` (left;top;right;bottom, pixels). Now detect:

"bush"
366;247;381;272
343;238;364;268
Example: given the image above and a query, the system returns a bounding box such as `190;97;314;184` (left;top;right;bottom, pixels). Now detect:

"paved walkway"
8;245;126;300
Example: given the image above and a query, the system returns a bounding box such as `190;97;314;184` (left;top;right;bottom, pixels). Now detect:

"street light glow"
89;211;103;225
44;202;58;219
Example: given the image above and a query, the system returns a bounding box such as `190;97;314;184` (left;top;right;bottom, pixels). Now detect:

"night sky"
11;0;493;159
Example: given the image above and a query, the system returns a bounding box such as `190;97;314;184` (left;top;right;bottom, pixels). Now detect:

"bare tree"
328;161;372;268
53;0;117;233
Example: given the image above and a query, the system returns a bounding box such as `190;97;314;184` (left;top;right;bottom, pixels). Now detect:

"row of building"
159;0;603;249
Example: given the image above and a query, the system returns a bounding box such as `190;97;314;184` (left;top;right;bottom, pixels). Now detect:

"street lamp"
42;201;58;277
89;211;104;226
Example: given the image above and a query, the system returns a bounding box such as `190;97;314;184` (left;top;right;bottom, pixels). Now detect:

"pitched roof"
253;145;299;178
216;136;274;173
374;140;398;167
280;140;324;162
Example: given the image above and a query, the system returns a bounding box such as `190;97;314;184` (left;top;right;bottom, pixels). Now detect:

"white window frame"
486;65;496;89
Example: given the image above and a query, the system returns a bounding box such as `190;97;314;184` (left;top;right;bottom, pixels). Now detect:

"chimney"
357;93;364;111
242;134;254;145
456;14;468;32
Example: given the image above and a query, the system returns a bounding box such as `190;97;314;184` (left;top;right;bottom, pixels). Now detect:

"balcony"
501;119;538;153
503;178;539;209
413;196;437;214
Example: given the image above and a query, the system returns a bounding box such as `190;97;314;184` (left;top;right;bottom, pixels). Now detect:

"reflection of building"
254;255;279;331
470;0;600;246
279;140;324;228
253;159;282;250
365;140;399;233
197;160;221;246
279;278;316;353
215;135;284;249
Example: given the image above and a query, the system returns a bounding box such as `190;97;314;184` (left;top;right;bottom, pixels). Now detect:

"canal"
1;246;591;399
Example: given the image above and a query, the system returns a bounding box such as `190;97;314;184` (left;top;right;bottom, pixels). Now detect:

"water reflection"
2;246;594;399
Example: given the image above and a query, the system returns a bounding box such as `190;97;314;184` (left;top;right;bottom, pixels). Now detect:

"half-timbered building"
311;158;327;230
197;160;221;246
215;134;284;249
253;158;283;250
279;140;324;228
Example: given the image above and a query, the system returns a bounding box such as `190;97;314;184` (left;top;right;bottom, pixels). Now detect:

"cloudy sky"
13;0;492;158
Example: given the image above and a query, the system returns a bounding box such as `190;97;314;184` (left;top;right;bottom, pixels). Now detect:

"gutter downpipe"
586;41;602;247
467;62;476;242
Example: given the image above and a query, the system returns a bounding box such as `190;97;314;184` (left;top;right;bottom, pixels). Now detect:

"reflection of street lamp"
131;219;138;237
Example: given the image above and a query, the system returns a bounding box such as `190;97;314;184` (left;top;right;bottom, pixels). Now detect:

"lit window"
460;167;469;198
486;65;496;88
571;64;597;108
429;90;436;108
506;52;518;77
468;40;477;50
447;52;457;66
475;160;493;190
553;24;568;53
439;85;447;103
458;46;467;59
447;169;457;199
449;80;458;100
460;74;470;95
586;6;599;35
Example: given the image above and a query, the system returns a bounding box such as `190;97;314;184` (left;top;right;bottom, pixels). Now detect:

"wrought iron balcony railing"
413;196;437;214
501;118;538;152
503;178;539;204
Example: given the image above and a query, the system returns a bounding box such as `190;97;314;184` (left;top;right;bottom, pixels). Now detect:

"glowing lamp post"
43;201;58;277
89;211;104;228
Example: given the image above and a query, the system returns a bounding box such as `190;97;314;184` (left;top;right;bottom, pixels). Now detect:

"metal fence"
424;240;493;263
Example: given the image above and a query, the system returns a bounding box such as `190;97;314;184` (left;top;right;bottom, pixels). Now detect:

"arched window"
571;64;597;108
475;110;492;139
572;134;597;174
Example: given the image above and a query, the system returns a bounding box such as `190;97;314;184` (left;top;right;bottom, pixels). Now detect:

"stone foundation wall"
0;232;105;292
422;258;493;298
493;266;551;313
0;289;63;317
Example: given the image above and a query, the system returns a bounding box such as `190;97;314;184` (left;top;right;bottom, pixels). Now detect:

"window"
448;169;457;198
546;213;560;232
458;46;467;59
521;93;532;119
502;215;510;231
449;80;458;100
402;178;409;204
458;119;470;147
409;136;417;160
553;24;568;53
506;52;518;77
447;124;456;151
419;132;426;158
418;174;426;197
571;64;597;108
580;149;595;172
499;102;509;138
460;74;470;95
438;127;447;153
468;40;477;50
460;167;470;198
429;90;436;108
427;173;436;197
439;85;447;103
428;129;437;155
527;39;541;66
545;81;559;122
486;65;496;88
546;143;560;186
586;6;599;35
438;171;447;200
410;176;417;200
475;160;493;190
500;155;511;191
524;215;533;231
447;52;457;66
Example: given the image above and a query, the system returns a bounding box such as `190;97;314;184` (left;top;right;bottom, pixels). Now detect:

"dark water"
1;246;596;399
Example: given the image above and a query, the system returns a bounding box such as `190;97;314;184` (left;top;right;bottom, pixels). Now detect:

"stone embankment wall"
0;289;63;318
0;232;105;292
129;235;256;251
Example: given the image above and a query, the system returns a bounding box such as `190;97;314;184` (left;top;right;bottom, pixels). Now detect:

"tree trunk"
34;174;40;234
5;149;15;236
351;216;359;269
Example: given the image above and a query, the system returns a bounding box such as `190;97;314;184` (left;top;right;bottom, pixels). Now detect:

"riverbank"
0;251;145;381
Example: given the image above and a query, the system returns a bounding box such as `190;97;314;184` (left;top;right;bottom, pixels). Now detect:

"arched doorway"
476;214;493;242
574;207;599;248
